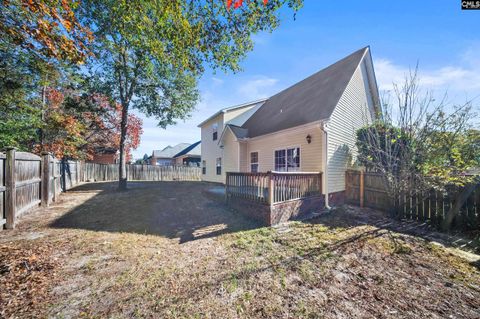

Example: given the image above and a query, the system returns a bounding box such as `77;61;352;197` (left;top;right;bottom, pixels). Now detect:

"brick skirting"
226;195;325;226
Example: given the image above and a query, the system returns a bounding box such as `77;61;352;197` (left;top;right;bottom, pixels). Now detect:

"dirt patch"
0;181;479;318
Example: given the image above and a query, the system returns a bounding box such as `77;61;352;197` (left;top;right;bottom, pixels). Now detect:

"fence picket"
345;169;480;231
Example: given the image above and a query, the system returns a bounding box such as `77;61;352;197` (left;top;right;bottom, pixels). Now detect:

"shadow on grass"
50;181;262;243
311;205;480;254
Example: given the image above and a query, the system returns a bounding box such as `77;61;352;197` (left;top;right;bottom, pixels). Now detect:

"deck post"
268;172;274;206
5;147;16;229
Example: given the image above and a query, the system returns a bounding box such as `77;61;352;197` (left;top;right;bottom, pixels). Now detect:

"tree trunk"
40;84;47;151
441;182;478;231
118;103;129;191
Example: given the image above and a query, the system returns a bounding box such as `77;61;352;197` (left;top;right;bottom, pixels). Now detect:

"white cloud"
211;77;224;87
375;54;480;101
237;76;279;100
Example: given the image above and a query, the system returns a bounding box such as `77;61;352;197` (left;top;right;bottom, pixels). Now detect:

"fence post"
5;147;16;229
319;172;323;194
52;157;58;202
225;172;229;203
41;152;51;207
360;170;365;208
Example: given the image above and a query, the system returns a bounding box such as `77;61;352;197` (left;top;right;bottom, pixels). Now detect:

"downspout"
322;121;331;209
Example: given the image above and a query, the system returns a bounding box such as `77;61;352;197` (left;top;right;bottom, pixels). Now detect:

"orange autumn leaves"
1;0;93;63
37;89;142;161
226;0;268;10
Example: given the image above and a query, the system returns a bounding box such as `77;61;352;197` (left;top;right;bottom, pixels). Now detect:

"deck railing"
226;171;323;205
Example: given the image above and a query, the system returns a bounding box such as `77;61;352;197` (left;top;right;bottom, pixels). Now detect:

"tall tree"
0;0;94;150
40;89;143;160
81;0;303;190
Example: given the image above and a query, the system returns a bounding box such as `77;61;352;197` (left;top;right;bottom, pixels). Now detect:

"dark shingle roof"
153;143;191;158
242;47;368;137
173;141;201;158
228;125;249;139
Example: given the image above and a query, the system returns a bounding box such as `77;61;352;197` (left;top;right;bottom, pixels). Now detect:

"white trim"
322;121;330;208
244;120;324;142
217;125;239;145
249;150;260;173
272;145;301;172
197;98;267;127
271;171;320;175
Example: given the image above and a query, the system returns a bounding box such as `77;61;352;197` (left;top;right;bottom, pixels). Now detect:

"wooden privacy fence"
83;163;201;182
345;169;480;230
0;150;201;230
226;171;323;205
0;149;82;230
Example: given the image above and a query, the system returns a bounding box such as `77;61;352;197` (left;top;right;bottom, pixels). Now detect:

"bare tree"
356;67;479;228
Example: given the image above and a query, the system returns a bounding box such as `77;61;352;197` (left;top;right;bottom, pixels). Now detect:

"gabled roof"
197;98;267;128
152;143;191;158
218;124;249;144
173;141;201;158
242;47;370;138
228;125;249;139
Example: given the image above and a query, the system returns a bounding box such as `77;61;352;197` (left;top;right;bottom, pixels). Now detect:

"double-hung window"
216;157;222;175
202;160;206;175
274;147;300;171
250;152;259;173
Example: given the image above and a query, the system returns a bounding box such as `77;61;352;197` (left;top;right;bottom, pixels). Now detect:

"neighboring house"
173;141;201;166
91;147;119;164
149;142;201;166
198;47;380;206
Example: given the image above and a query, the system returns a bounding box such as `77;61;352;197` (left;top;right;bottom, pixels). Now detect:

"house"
149;143;191;166
90;147;119;164
198;47;379;206
148;142;201;166
173;141;201;166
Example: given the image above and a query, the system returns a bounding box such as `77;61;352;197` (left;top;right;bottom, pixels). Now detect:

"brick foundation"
226;195;326;226
270;195;325;224
226;196;271;225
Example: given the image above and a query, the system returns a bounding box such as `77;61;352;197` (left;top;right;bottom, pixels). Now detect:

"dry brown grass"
1;181;479;318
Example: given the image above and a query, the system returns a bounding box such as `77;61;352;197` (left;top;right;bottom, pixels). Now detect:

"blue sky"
132;0;480;159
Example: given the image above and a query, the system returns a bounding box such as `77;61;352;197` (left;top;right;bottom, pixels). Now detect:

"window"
274;147;300;171
216;157;222;175
212;123;218;141
202;160;206;175
250;152;259;173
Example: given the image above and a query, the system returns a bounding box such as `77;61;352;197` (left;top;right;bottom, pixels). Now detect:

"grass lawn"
1;181;479;318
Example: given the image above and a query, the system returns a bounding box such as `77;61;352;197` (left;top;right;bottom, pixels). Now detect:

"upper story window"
216;157;222;175
274;147;300;172
212;122;218;141
250;152;258;173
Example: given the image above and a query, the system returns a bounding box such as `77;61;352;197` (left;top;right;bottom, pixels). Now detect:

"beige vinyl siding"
200;114;224;183
200;104;259;183
246;124;323;173
327;59;375;193
239;142;248;172
222;129;240;181
225;102;264;126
